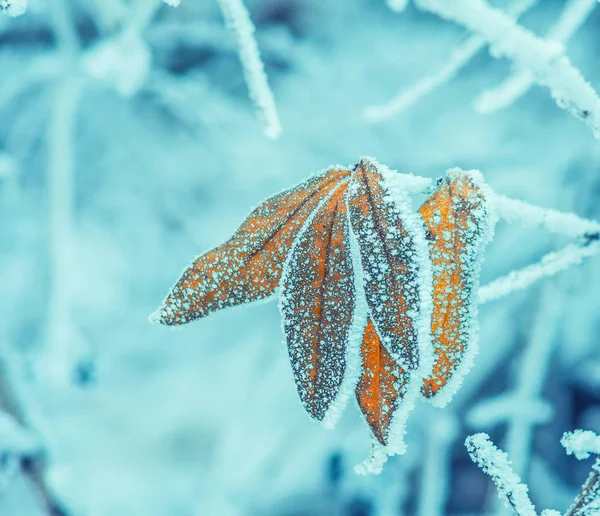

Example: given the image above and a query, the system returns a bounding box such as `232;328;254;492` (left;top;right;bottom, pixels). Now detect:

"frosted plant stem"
562;431;600;516
492;282;562;514
476;0;597;113
43;0;84;384
491;192;600;238
478;235;599;304
364;0;537;122
0;354;67;515
414;0;600;138
566;460;600;516
417;410;458;516
216;0;282;139
465;433;537;516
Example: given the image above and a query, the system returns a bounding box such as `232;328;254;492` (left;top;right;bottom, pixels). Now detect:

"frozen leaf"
347;158;433;469
347;159;429;371
280;183;355;422
152;167;350;325
420;169;495;406
355;319;408;447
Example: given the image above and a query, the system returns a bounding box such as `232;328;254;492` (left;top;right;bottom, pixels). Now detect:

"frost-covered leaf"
419;169;495;406
347;158;433;468
152;167;350;325
347;158;430;371
280;183;355;422
355;319;408;447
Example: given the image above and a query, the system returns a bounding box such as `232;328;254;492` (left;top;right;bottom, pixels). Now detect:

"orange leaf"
356;319;408;446
280;183;355;421
419;170;493;404
153;167;350;325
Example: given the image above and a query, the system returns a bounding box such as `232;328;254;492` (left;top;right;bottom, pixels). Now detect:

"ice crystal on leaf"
152;157;495;474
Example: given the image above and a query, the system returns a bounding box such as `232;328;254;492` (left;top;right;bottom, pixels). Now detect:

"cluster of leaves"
152;157;495;472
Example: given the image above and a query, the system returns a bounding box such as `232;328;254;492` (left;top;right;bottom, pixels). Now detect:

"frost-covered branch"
492;193;600;238
478;235;599;304
465;433;537;516
364;0;537;122
562;431;600;516
216;0;282;139
414;0;600;138
476;0;596;113
0;357;67;515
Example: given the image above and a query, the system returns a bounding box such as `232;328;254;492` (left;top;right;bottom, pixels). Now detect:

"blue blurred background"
1;0;599;514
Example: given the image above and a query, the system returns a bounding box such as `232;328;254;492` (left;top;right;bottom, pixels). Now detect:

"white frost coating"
353;157;434;474
415;0;600;137
427;168;497;408
476;0;597;113
0;0;27;16
540;511;562;516
216;0;282;139
321;199;368;430
491;193;600;237
465;433;537;516
478;239;600;304
562;430;600;460
364;0;537;122
387;0;409;12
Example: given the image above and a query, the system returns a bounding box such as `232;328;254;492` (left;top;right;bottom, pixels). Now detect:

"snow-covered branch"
562;431;600;516
216;0;282;139
414;0;600;138
465;433;537;516
478;235;599;304
364;0;537;122
476;0;597;113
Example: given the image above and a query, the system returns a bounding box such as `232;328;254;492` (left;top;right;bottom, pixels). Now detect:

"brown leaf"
356;319;408;446
280;183;355;421
419;170;492;402
153;167;350;325
346;159;423;371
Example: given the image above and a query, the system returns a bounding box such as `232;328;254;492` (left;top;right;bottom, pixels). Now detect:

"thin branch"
478;234;599;304
0;357;68;515
216;0;282;139
465;433;537;516
476;0;597;113
363;0;537;123
415;0;600;138
562;431;600;516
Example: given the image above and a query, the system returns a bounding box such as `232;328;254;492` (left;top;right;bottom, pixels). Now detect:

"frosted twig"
465;433;537;516
216;0;282;139
562;431;600;516
414;0;600;138
476;0;597;113
478;235;599;304
364;0;537;123
491;192;600;238
0;356;67;515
